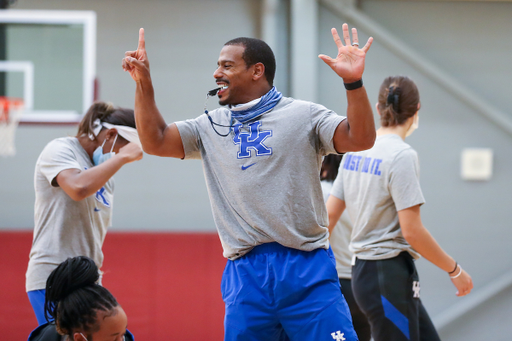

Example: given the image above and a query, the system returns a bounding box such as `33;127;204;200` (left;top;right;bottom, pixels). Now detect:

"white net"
0;97;24;157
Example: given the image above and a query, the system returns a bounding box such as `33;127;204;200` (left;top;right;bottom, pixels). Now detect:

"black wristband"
344;79;363;91
448;262;458;274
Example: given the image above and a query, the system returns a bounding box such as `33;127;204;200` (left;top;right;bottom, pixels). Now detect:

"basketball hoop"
0;97;24;157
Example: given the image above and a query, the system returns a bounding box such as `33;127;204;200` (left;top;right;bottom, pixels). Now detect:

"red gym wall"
0;231;227;340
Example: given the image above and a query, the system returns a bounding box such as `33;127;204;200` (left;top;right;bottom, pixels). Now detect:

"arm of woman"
56;143;142;201
398;205;473;297
326;195;346;235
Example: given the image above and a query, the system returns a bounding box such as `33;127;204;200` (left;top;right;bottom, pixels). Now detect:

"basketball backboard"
0;9;96;124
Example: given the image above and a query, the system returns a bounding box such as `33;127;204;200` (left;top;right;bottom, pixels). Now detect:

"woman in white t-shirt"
326;76;473;341
26;102;143;326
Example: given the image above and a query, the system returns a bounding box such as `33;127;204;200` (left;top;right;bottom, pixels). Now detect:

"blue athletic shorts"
27;289;51;326
221;242;358;341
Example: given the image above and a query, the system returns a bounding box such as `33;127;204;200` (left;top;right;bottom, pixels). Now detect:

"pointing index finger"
138;28;145;51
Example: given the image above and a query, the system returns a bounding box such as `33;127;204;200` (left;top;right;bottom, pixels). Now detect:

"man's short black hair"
224;37;276;86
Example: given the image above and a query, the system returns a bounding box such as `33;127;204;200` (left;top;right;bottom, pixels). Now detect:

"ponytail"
377;76;420;127
77;102;136;141
44;256;118;337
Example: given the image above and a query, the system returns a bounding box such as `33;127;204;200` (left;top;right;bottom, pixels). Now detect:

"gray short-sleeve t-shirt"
176;97;345;260
321;180;353;279
330;134;424;260
26;137;114;291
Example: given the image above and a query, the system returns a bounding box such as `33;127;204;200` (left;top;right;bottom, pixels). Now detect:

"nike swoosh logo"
94;207;100;212
241;163;256;170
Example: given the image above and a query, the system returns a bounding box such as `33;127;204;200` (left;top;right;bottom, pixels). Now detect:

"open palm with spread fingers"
122;28;150;82
319;24;373;83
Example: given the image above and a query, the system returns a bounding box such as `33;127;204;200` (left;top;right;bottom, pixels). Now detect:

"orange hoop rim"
0;97;24;123
0;96;24;107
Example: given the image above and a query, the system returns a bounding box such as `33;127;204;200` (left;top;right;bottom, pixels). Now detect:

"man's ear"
252;62;265;81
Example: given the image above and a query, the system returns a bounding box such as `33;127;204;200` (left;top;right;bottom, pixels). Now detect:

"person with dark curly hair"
28;256;134;341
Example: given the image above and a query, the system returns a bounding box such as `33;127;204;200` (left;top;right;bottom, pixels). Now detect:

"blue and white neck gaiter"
230;86;282;124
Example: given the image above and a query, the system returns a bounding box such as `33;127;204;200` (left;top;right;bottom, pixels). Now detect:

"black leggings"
352;252;440;341
339;278;372;341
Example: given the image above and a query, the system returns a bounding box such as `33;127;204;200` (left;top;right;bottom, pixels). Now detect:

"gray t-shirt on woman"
330;134;424;261
321;180;353;279
176;97;345;260
26;137;114;292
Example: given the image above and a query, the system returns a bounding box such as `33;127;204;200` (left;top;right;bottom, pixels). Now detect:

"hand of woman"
450;267;473;297
117;142;143;164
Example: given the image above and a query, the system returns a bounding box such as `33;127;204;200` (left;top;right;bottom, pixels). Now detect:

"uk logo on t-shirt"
95;187;111;208
84;167;111;209
232;121;272;159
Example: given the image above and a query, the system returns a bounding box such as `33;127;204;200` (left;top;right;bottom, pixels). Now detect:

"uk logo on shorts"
413;281;420;298
232;121;272;159
331;331;346;340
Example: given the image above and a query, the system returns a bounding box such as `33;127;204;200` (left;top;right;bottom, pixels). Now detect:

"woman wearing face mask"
28;256;134;341
326;76;473;341
26;102;143;325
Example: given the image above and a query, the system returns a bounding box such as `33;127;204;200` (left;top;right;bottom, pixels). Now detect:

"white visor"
89;119;141;147
102;122;141;147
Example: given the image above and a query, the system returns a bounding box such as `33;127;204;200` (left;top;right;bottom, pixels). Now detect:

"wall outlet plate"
461;148;493;181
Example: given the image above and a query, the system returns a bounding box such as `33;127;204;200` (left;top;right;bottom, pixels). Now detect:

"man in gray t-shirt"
123;25;376;340
177;97;343;260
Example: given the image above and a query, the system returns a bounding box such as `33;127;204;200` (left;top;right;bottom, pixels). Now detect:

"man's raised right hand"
122;28;150;82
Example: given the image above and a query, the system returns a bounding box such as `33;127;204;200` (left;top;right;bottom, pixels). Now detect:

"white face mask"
405;114;419;137
92;134;118;166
